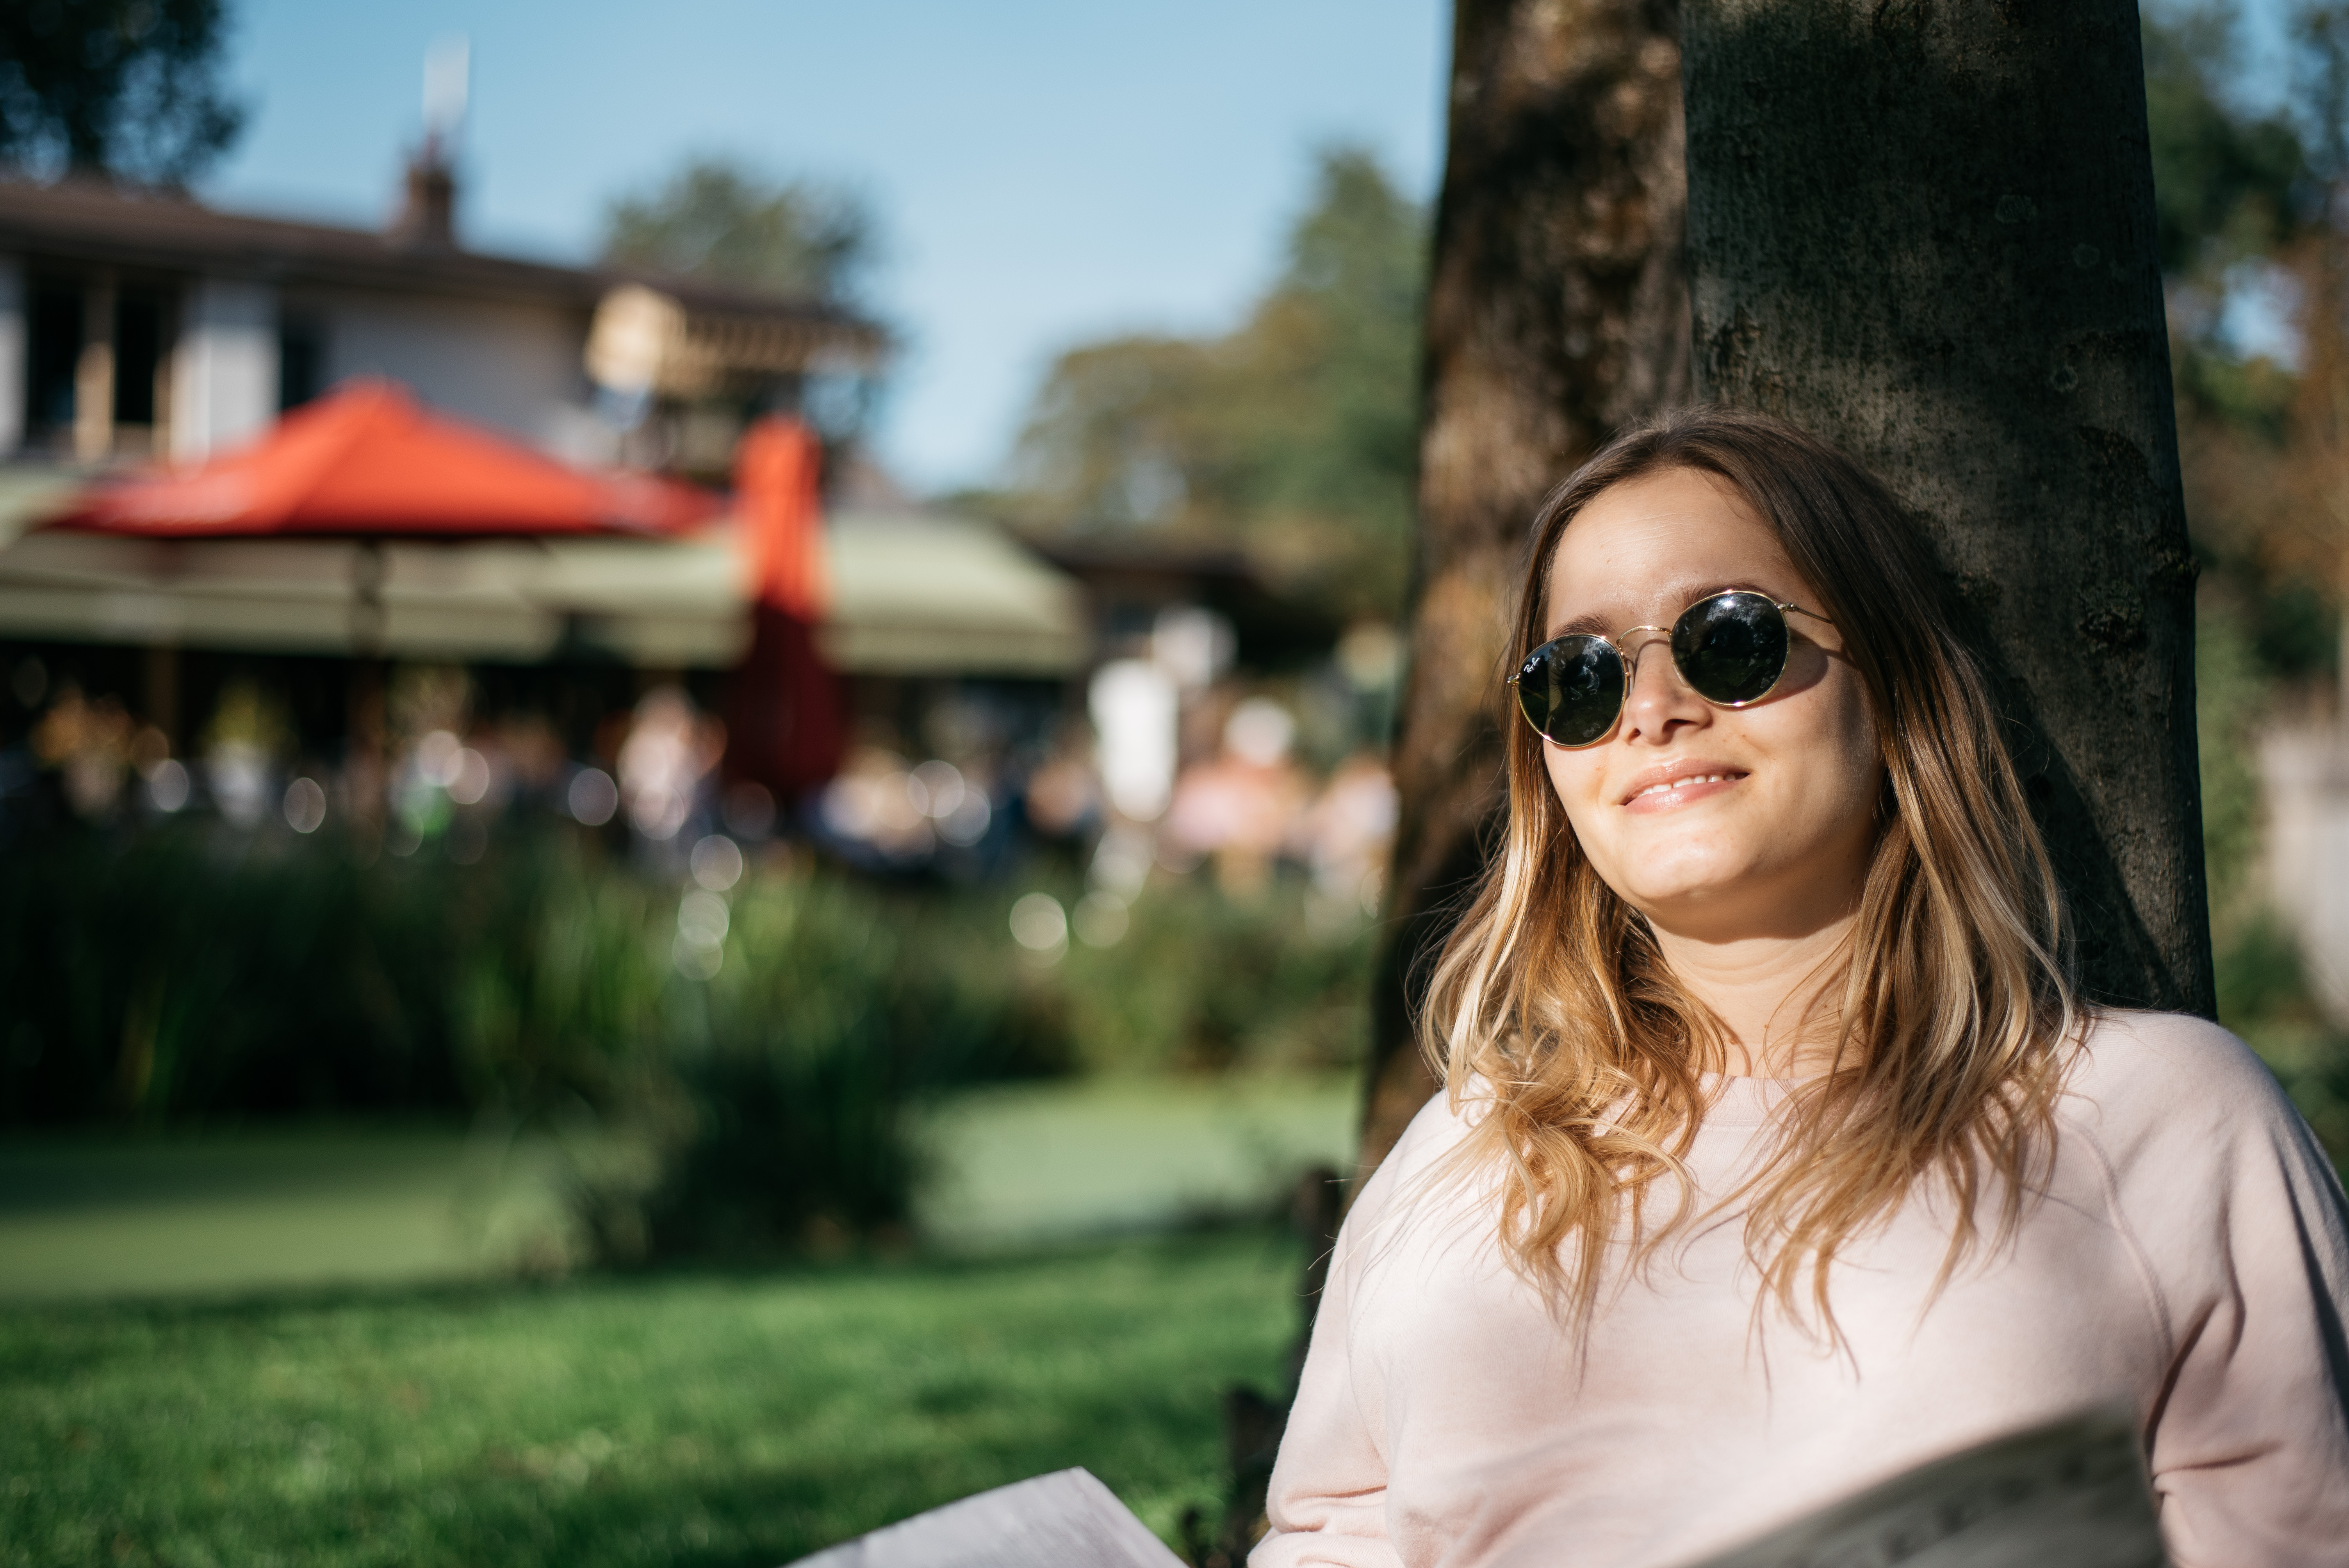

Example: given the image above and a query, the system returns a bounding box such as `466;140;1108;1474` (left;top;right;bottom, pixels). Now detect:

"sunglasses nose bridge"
1617;625;1677;684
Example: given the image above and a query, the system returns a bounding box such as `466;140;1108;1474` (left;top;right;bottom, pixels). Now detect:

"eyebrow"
1544;580;1780;641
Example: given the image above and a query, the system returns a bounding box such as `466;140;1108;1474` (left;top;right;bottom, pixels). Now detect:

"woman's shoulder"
1371;1079;1477;1179
2060;1007;2311;1169
1343;1076;1484;1228
2057;1010;2349;1351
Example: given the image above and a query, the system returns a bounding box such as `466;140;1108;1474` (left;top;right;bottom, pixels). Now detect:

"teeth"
1635;773;1732;799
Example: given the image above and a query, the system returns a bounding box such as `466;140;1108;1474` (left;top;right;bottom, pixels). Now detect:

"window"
114;289;164;428
25;281;81;438
278;316;325;412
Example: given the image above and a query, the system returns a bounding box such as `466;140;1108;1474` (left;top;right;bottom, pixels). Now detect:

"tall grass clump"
0;822;1061;1257
0;814;1379;1258
0;821;471;1124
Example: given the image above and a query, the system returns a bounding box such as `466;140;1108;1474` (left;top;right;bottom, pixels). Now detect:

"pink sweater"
1256;1011;2349;1568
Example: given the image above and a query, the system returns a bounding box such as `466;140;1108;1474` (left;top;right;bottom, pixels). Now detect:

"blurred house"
0;155;882;483
1029;535;1341;672
0;161;1094;854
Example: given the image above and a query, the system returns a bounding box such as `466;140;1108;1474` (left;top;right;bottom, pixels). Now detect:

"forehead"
1542;468;1803;631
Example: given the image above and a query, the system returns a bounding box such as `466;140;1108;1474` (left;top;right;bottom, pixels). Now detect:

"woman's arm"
2103;1017;2349;1566
1251;1162;1407;1568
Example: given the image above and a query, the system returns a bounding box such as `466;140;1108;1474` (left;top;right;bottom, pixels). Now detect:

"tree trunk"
1361;0;1691;1178
1681;0;2214;1016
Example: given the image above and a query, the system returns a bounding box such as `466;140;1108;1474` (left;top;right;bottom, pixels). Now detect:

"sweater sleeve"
1251;1140;1412;1568
2092;1016;2349;1568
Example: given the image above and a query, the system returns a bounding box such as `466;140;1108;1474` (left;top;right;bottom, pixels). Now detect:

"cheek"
1541;747;1611;841
1798;682;1884;824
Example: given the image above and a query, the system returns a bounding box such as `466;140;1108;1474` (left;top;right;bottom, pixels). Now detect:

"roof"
822;510;1093;676
0;179;884;363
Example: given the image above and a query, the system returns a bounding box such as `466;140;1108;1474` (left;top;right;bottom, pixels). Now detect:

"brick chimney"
390;37;467;249
389;148;457;248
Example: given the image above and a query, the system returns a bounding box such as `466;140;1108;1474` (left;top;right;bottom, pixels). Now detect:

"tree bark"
1361;0;1691;1179
1681;0;2214;1016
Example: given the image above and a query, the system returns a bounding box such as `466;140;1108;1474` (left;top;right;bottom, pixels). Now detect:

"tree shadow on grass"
1;1229;1286;1568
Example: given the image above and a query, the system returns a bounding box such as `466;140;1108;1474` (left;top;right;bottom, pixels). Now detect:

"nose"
1619;632;1708;744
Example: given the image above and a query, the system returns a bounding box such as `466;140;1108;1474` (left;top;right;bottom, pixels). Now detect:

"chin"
1612;837;1745;892
1614;866;1750;915
1616;850;1776;911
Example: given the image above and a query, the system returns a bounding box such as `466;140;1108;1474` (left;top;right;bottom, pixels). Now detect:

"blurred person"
1164;697;1308;896
618;686;724;844
201;682;289;831
494;714;568;799
815;745;937;863
1291;750;1398;929
1091;658;1180;822
1258;411;2349;1568
31;685;133;819
1023;729;1103;841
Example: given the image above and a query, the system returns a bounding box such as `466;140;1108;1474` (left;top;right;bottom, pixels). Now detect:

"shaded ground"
0;1131;576;1300
0;1075;1358;1302
0;1229;1300;1568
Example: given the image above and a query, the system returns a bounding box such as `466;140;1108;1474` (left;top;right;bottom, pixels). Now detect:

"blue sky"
200;0;1451;493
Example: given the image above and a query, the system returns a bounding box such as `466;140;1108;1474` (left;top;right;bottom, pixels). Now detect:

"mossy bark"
1681;0;2214;1016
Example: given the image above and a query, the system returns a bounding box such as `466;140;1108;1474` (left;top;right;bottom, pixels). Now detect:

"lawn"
0;1229;1305;1568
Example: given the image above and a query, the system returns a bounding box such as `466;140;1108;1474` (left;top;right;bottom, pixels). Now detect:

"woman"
1256;410;2349;1568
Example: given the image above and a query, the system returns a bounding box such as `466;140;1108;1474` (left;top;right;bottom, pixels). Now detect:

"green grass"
915;1075;1355;1245
0;1229;1303;1568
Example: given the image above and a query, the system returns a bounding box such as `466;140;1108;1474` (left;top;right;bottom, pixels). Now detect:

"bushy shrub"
1054;878;1374;1076
0;822;470;1124
599;872;1067;1258
0;820;1379;1257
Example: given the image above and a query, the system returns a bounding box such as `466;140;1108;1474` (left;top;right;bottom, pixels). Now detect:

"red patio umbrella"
39;378;724;830
45;377;720;539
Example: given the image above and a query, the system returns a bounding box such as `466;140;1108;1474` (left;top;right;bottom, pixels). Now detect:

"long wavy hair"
1419;407;2082;1332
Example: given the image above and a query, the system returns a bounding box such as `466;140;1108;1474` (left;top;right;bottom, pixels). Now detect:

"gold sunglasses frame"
1505;590;1835;748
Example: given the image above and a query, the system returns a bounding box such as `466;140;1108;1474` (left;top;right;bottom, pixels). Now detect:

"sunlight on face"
1540;468;1882;944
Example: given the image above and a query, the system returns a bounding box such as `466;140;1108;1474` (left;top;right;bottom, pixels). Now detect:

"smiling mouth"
1622;770;1748;808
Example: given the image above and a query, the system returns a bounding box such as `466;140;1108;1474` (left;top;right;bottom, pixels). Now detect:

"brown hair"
1419;406;2080;1332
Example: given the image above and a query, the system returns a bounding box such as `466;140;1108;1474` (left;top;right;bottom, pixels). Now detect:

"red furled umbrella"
723;416;845;800
45;377;720;539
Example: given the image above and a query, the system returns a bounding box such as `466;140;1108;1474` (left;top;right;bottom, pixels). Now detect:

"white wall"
170;277;279;461
2260;724;2349;1021
315;289;588;451
0;257;23;455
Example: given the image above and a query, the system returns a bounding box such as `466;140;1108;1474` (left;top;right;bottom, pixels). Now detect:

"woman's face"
1538;467;1882;944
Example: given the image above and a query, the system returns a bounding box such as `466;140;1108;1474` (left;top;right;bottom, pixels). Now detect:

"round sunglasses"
1509;590;1835;748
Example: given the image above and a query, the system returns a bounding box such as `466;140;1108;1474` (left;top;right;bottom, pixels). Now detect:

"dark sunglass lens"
1672;592;1789;705
1517;636;1625;746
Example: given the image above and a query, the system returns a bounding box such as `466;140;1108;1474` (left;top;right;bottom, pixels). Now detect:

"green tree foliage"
0;0;243;186
1008;146;1426;622
599;155;876;302
2146;7;2322;630
2142;9;2349;1133
2144;11;2308;276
